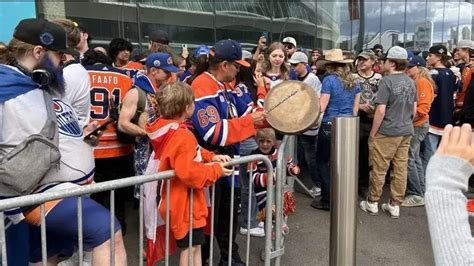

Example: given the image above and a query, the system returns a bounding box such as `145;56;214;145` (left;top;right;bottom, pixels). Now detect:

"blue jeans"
406;124;429;196
239;138;259;228
316;122;331;205
420;132;440;176
297;134;319;187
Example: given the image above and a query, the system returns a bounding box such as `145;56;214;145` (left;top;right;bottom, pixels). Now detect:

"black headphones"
13;61;53;87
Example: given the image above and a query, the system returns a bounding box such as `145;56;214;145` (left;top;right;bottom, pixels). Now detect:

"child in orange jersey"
145;82;233;266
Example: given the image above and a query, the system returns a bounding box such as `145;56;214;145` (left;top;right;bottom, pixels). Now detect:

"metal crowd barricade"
0;154;290;266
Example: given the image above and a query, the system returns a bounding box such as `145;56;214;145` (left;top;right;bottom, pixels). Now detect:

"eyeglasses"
284;44;295;49
290;63;299;67
229;62;240;70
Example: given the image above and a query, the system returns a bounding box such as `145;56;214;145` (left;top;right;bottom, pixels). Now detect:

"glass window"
426;0;446;45
380;1;407;48
405;1;429;51
458;1;473;42
442;1;460;49
360;1;382;51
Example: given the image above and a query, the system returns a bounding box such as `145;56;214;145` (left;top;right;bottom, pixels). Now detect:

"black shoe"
218;256;245;266
311;199;329;211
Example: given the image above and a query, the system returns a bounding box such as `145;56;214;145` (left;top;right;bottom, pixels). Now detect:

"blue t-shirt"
321;74;361;122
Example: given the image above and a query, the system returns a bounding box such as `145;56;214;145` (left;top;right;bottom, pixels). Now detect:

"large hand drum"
264;80;320;134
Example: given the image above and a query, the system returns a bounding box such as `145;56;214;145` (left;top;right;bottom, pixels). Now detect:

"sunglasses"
290;63;299;67
284;44;295;49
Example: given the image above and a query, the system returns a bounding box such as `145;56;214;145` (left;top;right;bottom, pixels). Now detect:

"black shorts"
176;228;205;249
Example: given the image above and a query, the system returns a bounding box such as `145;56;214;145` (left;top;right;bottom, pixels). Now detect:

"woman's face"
269;49;285;68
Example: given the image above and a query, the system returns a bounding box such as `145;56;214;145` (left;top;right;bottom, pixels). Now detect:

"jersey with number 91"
85;64;134;159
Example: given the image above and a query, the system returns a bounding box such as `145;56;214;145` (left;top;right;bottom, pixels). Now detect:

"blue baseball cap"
407;51;426;67
145;52;179;73
193;45;210;58
213;39;250;67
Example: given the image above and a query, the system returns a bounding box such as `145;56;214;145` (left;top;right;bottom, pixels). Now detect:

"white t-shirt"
299;72;322;136
62;63;91;128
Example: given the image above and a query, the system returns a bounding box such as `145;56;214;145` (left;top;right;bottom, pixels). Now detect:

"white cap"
282;37;297;47
382;46;408;60
288;51;308;64
457;40;473;49
242;50;252;60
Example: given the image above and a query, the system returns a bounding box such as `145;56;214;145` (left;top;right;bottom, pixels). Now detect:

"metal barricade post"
329;117;359;266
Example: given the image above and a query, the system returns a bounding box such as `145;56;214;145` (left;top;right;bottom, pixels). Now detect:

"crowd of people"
0;17;473;265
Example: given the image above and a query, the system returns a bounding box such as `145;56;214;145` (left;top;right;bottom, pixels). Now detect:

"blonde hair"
256;128;276;142
156;81;195;118
51;19;81;48
416;66;437;94
0;38;35;65
262;42;289;80
326;63;357;89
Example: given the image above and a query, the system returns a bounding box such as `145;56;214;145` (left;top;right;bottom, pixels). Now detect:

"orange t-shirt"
414;77;435;127
86;64;134;158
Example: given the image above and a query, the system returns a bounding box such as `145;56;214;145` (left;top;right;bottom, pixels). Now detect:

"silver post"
165;179;170;266
284;136;296;190
245;166;253;266
77;196;83;266
110;190;116;266
0;212;7;266
329;117;359;266
228;168;235;266
40;204;47;266
209;184;215;265
139;184;144;266
188;189;194;266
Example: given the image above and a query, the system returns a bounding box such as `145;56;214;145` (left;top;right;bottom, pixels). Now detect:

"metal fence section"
0;154;290;266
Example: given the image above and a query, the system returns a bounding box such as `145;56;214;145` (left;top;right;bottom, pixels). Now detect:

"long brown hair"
261;42;289;80
326;63;357;89
0;38;35;65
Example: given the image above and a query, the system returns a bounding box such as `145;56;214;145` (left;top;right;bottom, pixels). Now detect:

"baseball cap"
457;40;473;49
407;51;426;67
193;45;210;58
380;46;408;60
288;51;308;64
357;50;376;60
213;39;250;67
148;30;169;45
312;48;323;55
13;18;75;55
373;44;383;51
145;52;179;73
242;50;252;60
282;37;297;47
429;45;448;55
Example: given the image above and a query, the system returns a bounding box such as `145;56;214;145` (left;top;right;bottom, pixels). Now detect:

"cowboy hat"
316;49;354;69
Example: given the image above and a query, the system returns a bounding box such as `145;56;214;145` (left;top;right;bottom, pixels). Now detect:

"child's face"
257;136;274;154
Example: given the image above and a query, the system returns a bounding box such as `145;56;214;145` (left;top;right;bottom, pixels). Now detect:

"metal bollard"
329;117;359;266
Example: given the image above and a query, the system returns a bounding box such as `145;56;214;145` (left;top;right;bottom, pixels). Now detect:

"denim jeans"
420;132;441;175
406;124;429;196
316;122;331;205
239;138;259;228
359;120;372;192
297;134;319;187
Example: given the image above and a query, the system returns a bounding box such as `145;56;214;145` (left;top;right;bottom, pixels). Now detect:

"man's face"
117;50;131;63
380;59;391;74
222;61;240;82
311;65;317;74
291;62;306;75
34;48;65;93
426;53;440;67
457;48;469;61
177;61;186;77
77;32;88;50
150;68;169;84
284;43;295;57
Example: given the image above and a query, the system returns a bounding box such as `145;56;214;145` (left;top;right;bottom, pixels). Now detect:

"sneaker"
467;199;474;216
401;195;425;207
310;199;329;211
239;225;265;237
359;200;378;215
309;186;321;198
382;202;400;218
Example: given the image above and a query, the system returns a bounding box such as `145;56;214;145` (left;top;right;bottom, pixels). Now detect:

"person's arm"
353;93;361;116
425;124;474;265
369;104;386;137
117;89;146;136
414;78;433;122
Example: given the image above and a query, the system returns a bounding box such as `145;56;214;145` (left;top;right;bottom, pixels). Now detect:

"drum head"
264;80;320;134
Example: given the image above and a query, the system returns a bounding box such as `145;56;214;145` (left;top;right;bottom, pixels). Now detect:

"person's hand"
436;124;474;165
219;163;234;176
359;103;370;113
289;164;300;176
83;120;102;147
251;111;267;127
212;155;232;163
258;36;266;49
255;71;265;87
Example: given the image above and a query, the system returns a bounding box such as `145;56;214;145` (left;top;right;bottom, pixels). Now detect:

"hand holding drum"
263;80;321;134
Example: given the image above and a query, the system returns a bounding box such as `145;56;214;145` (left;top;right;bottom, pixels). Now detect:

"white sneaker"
359;200;378;215
309;186;321;198
382;202;400;218
240;225;265;237
401;195;425;207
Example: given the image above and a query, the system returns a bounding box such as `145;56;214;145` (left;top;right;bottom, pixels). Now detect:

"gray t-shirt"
375;73;417;136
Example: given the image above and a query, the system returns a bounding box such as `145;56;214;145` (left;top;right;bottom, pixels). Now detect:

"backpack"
116;86;147;144
0;90;61;196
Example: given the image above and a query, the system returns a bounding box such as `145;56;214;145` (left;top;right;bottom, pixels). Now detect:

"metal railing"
0;154;290;266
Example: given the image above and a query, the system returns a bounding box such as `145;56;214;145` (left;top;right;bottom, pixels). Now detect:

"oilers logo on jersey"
53;99;83;137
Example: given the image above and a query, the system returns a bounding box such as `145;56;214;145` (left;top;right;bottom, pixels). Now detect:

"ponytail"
0;38;35;65
188;54;210;84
